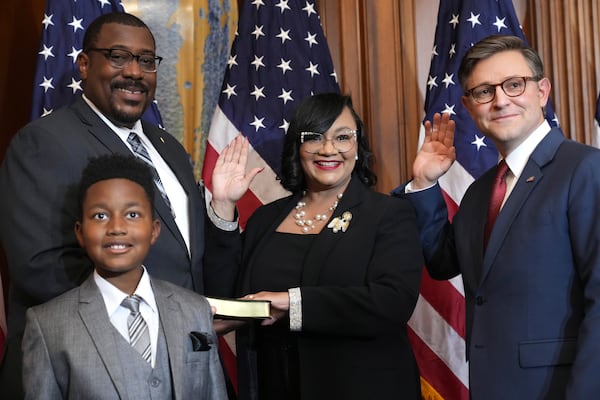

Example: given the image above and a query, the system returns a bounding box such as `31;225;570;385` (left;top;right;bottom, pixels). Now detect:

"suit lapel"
71;97;132;156
140;121;189;251
152;279;186;398
480;129;564;284
142;121;192;195
301;177;365;286
77;276;130;398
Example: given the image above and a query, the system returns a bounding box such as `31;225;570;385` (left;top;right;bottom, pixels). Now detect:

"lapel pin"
526;176;535;182
160;137;165;143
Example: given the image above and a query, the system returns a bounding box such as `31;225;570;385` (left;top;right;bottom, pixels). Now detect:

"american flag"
409;1;558;399
201;0;339;395
202;0;340;229
30;0;162;126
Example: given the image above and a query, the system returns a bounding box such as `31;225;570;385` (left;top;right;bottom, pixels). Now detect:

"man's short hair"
82;12;153;51
458;35;544;91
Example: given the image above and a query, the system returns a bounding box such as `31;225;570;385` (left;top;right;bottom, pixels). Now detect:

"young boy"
21;154;227;399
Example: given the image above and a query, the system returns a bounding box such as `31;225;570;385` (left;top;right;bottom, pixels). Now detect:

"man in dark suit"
394;35;600;399
0;12;237;398
22;153;227;399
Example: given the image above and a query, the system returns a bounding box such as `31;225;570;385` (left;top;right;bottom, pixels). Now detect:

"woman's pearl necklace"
294;192;343;233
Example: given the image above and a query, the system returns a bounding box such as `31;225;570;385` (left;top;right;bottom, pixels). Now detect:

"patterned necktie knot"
121;294;142;315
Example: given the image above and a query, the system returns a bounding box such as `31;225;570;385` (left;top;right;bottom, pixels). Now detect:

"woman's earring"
355;154;358;161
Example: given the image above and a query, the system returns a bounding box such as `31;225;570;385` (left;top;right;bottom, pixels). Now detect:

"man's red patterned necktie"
484;160;509;250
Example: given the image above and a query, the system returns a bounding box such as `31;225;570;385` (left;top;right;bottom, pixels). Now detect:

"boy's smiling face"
75;178;160;281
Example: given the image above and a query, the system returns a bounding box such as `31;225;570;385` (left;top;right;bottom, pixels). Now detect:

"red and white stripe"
202;106;290;397
202;107;289;229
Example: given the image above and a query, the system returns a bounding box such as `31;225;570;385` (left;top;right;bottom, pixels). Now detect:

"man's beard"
109;102;146;126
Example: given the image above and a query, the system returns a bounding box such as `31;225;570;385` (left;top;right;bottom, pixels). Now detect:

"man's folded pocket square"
189;331;211;351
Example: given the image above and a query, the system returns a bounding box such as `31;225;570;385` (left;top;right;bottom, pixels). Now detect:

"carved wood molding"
525;0;600;144
318;0;420;192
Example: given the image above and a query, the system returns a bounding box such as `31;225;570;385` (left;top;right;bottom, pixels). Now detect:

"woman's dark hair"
279;93;377;193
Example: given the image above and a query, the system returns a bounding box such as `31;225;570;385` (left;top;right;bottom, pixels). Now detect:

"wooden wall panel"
318;0;420;193
0;0;45;305
0;0;45;163
526;0;600;145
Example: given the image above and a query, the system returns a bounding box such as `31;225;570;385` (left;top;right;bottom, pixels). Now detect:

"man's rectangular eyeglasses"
299;130;357;154
465;76;542;104
86;48;163;73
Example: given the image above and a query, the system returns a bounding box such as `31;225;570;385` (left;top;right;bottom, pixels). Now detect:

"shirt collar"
503;120;551;179
81;94;144;140
93;266;158;317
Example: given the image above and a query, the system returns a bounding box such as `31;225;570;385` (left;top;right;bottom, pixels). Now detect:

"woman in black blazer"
212;93;423;400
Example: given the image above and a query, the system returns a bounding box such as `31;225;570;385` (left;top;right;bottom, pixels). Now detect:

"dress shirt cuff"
207;203;239;232
405;180;437;193
288;287;302;332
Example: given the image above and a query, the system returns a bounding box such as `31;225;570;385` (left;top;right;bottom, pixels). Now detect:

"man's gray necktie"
127;132;175;218
121;294;152;364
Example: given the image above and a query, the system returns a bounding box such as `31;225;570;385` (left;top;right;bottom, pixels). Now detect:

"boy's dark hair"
82;12;154;52
78;154;155;218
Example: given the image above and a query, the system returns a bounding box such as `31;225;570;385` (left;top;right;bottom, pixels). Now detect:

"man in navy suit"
0;12;237;398
394;35;600;399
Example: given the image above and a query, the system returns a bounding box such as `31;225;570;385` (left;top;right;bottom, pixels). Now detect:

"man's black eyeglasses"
465;76;542;104
86;48;163;73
